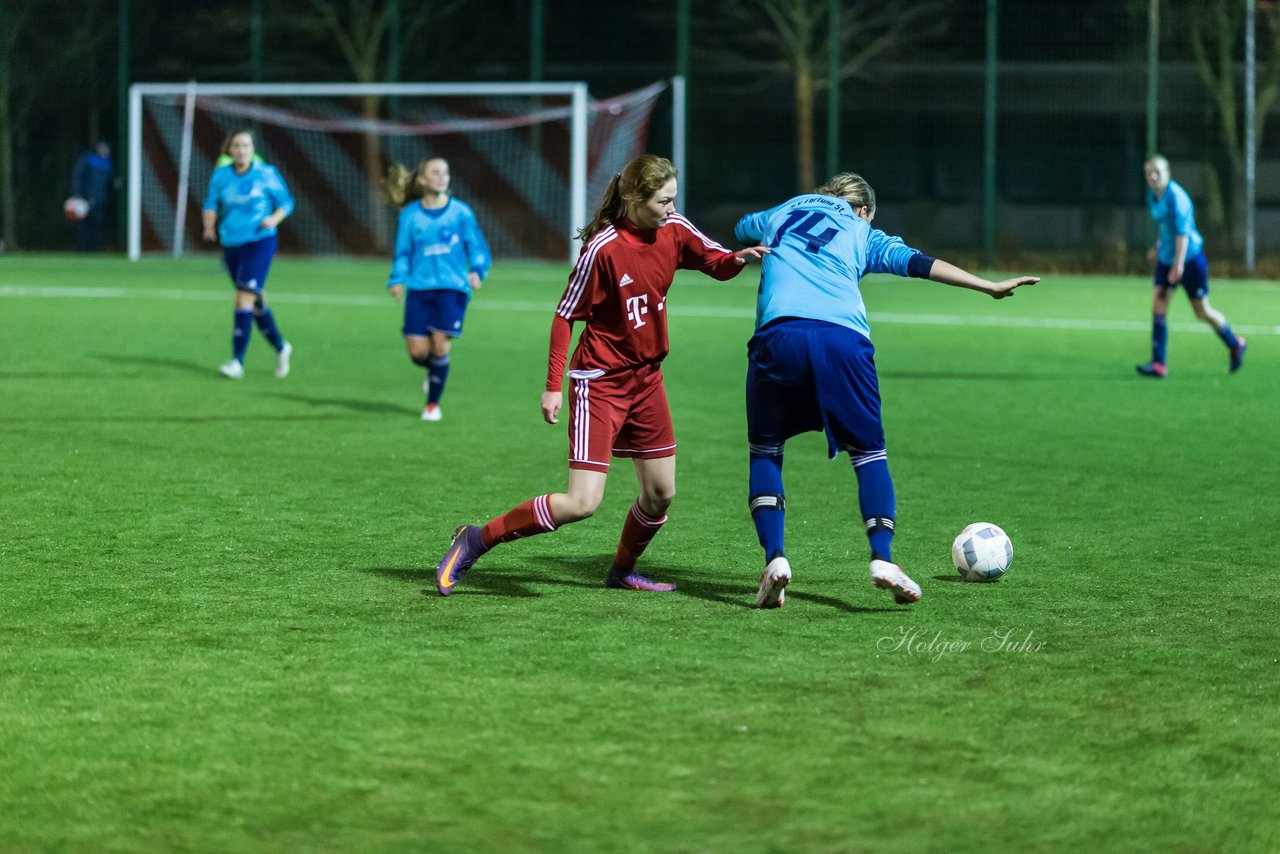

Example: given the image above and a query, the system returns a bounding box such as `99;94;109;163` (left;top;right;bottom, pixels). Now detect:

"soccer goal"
127;79;683;262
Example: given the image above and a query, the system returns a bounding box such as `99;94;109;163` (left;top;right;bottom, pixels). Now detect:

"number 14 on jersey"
769;210;839;254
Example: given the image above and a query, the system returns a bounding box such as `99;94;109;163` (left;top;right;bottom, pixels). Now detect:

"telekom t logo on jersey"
625;294;649;328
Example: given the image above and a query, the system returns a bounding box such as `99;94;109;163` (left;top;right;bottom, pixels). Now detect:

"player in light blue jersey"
734;172;1039;609
384;157;492;421
202;130;295;380
1137;154;1246;378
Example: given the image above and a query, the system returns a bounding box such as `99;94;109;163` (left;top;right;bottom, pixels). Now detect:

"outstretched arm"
927;258;1039;299
732;246;770;266
671;214;763;280
867;230;1036;298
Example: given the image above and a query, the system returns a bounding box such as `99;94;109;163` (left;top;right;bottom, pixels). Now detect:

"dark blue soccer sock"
427;354;451;405
1216;323;1240;350
254;306;285;351
1152;315;1168;364
854;456;896;561
748;451;786;562
233;308;253;363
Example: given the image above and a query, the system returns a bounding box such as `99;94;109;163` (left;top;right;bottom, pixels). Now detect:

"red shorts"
566;364;675;472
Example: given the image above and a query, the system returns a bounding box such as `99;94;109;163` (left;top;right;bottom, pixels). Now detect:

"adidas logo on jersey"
619;273;634;288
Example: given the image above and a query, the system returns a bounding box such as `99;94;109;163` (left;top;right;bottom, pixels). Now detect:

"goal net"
128;81;675;262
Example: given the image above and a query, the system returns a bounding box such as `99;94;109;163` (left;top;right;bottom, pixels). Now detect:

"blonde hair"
577;154;677;243
383;157;448;206
816;172;876;218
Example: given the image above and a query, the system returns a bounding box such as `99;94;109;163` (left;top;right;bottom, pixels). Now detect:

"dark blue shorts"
746;318;884;459
1155;250;1209;300
403;288;469;338
223;235;277;294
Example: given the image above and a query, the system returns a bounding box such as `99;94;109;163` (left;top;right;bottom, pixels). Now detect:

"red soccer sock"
613;500;668;570
481;494;559;548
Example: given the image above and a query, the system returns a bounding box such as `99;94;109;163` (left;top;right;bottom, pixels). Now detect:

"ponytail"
577;174;627;243
383;162;419;206
383;157;450;207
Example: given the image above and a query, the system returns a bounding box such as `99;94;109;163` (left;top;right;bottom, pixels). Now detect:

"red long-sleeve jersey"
544;214;744;392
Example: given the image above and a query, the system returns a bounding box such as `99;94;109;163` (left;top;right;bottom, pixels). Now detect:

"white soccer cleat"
870;559;921;604
421;402;443;422
755;555;791;609
274;342;292;378
218;359;244;379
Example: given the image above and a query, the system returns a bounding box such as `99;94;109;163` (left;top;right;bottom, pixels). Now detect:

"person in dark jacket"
70;141;113;252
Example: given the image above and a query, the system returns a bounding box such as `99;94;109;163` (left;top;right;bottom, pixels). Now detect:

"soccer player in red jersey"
434;155;768;596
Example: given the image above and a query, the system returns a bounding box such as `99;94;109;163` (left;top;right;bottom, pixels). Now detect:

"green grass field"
3;253;1278;852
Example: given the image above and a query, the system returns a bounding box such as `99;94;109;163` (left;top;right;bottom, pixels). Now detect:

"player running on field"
383;157;492;421
735;172;1039;609
1137;154;1246;378
434;154;768;596
202;130;295;380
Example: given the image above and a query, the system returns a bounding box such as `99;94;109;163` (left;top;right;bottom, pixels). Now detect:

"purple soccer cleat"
436;525;485;597
605;564;677;592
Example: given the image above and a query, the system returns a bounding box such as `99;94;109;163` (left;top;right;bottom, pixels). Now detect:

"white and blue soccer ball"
951;522;1013;582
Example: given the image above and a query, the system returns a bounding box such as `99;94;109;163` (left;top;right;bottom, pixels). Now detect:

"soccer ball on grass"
951;522;1013;582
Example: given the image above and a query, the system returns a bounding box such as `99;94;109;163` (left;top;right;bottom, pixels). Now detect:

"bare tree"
280;0;466;249
1183;0;1280;248
711;0;949;192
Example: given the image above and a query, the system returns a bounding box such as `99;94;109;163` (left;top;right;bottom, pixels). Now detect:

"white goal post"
128;80;685;263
